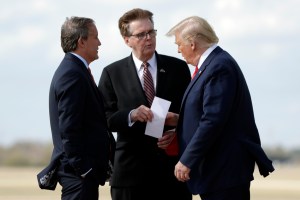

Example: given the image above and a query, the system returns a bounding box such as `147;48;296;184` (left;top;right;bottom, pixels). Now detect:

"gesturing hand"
130;105;154;123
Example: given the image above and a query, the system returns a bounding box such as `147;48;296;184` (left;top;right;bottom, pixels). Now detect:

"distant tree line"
264;146;300;165
0;141;52;166
0;141;299;166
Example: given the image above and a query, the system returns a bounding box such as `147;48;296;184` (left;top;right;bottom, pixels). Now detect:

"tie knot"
192;65;199;79
142;62;149;69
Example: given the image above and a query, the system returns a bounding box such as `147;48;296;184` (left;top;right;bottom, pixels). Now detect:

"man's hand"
157;130;176;149
130;105;153;123
165;112;179;126
174;161;191;182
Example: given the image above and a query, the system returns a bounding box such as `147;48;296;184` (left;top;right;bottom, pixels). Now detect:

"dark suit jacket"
48;53;115;186
176;46;274;194
98;52;191;187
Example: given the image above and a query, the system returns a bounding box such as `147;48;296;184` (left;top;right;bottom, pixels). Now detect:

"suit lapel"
67;53;107;122
155;52;168;97
180;46;223;108
126;55;150;106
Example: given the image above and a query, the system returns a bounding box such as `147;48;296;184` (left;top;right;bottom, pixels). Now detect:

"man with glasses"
98;8;192;200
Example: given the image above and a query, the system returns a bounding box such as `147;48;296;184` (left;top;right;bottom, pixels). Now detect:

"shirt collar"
132;53;157;72
71;52;89;69
198;44;218;69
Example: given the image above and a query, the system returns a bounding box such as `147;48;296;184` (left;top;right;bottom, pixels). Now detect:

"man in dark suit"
98;8;192;200
166;16;275;200
47;16;115;200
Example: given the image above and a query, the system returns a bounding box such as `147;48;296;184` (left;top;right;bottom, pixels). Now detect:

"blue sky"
1;0;299;149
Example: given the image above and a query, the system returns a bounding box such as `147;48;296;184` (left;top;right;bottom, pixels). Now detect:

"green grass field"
0;165;299;200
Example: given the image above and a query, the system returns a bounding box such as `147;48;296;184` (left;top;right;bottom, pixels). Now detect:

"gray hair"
61;16;94;53
166;16;219;48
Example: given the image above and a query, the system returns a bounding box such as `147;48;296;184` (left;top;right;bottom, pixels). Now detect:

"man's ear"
77;37;85;48
124;36;132;48
190;41;196;51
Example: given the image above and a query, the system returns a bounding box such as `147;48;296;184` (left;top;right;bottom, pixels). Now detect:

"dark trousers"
111;183;191;200
200;183;250;200
111;154;192;200
58;169;99;200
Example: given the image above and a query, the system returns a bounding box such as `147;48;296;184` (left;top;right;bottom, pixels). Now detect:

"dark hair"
61;16;94;53
118;8;154;37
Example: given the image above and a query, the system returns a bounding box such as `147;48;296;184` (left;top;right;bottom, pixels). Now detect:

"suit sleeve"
98;68;132;132
55;70;87;175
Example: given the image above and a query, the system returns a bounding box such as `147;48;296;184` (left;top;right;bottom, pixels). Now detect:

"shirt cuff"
128;109;136;127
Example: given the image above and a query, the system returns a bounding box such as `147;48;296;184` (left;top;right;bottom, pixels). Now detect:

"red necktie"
191;66;199;79
143;62;155;105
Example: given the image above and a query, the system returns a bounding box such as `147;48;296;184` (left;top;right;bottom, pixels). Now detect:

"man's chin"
144;49;155;56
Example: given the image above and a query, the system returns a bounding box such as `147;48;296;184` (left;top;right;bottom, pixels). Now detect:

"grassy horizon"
0;164;299;200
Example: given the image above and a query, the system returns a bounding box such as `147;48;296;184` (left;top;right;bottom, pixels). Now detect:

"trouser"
200;182;250;200
57;168;99;200
111;184;192;200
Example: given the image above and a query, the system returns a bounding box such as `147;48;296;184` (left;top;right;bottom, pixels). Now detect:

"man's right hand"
130;105;154;123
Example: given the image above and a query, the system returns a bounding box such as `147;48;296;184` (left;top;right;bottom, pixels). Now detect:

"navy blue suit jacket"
48;53;114;185
176;46;274;194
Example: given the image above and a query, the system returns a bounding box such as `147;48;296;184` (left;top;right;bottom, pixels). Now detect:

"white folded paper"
145;96;171;138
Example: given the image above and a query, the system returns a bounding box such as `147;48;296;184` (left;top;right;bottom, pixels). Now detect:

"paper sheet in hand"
145;97;171;138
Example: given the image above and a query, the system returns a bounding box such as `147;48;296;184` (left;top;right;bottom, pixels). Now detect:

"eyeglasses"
130;29;157;40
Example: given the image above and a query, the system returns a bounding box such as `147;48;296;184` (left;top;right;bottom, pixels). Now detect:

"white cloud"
0;25;46;56
258;43;281;58
212;0;300;39
31;0;51;11
20;26;46;45
214;0;242;10
286;100;300;115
